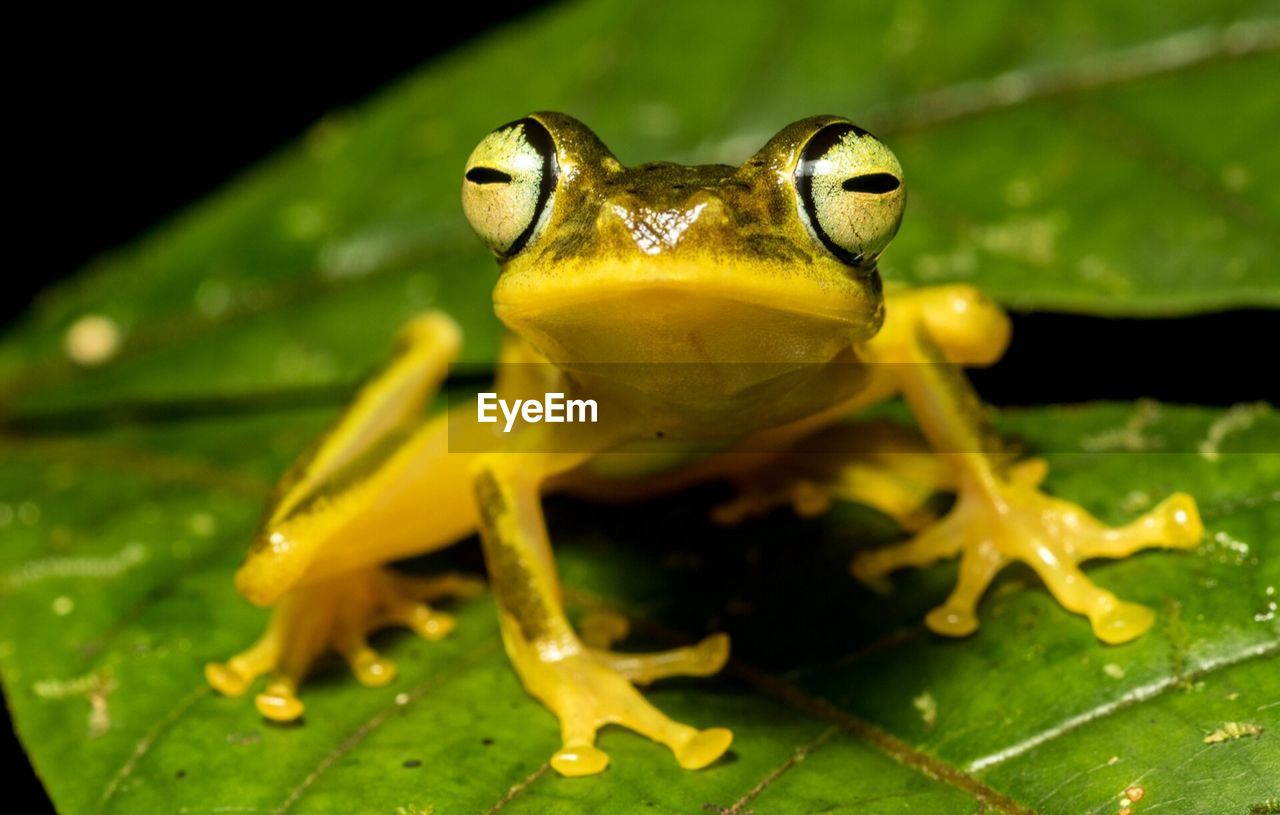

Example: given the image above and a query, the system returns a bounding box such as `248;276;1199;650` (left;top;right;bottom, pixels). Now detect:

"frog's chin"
495;256;882;361
494;285;876;422
496;283;875;367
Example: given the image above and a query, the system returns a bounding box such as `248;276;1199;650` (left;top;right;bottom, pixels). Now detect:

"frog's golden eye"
462;117;558;257
795;122;905;267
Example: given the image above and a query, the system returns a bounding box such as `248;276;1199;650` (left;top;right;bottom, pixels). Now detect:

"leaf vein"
968;639;1279;773
717;725;838;815
723;661;1036;815
870;18;1280;134
479;762;550;815
273;639;500;815
99;685;210;807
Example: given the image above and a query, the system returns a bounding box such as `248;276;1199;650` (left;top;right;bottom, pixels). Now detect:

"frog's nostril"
842;173;901;194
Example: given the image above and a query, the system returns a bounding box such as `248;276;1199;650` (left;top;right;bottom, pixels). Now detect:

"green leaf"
2;404;1277;814
2;1;1278;814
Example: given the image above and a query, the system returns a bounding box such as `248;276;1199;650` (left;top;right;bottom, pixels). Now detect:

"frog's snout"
598;192;728;257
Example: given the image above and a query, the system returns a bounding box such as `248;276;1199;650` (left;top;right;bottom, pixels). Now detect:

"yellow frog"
206;113;1203;776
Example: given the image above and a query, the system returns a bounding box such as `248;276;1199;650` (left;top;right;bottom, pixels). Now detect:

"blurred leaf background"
1;1;1277;813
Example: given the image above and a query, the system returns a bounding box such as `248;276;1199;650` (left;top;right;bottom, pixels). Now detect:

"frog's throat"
494;264;883;366
495;285;879;372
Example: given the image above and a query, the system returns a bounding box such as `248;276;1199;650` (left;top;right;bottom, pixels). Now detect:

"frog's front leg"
852;286;1203;643
208;312;485;719
472;454;732;777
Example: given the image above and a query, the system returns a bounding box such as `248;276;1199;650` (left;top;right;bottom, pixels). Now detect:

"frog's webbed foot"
506;614;731;776
206;568;484;720
851;472;1202;643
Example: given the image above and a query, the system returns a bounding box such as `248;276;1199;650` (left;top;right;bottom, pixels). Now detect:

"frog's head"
461;112;904;371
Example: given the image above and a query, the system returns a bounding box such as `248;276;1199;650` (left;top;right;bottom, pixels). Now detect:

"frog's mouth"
494;260;882;368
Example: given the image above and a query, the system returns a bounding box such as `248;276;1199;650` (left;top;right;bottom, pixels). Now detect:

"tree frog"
206;113;1203;776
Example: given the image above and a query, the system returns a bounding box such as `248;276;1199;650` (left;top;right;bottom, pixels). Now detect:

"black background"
3;7;1273;813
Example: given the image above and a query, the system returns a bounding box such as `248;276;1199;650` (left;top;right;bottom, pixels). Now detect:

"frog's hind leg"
852;286;1203;643
207;569;485;721
712;420;988;532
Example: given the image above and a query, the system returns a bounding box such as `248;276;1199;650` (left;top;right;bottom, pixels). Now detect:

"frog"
205;112;1204;777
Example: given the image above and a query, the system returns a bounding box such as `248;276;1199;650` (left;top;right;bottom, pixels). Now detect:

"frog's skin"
207;113;1203;776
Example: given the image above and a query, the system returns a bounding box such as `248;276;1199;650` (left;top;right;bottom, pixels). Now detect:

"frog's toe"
593;633;730;685
205;658;260;698
552;742;610;777
1089;598;1156;644
678;727;735;770
205;633;279;697
336;633;399;687
850;515;966;584
579;609;631;648
549;669;732;777
923;539;1005;637
1074;492;1203;559
256;675;305;722
380;601;456;642
379;571;484;641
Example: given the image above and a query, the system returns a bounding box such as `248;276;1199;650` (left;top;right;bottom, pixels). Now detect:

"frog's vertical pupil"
499;117;558;258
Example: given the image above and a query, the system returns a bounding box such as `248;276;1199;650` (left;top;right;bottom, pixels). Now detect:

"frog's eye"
462;117;558;257
795;122;905;267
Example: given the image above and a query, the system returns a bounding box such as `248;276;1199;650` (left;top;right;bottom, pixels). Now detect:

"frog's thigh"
711;421;957;530
853;311;1203;643
711;285;1015;528
472;454;732;777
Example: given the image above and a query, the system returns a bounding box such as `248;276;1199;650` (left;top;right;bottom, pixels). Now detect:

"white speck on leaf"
1081;399;1163;452
3;542;148;589
64;314;123;366
1203;721;1263;744
913;691;938;728
1198;402;1268;461
33;670;117;737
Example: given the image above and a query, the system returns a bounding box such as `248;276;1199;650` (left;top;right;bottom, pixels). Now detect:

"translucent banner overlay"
442;363;1276;455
